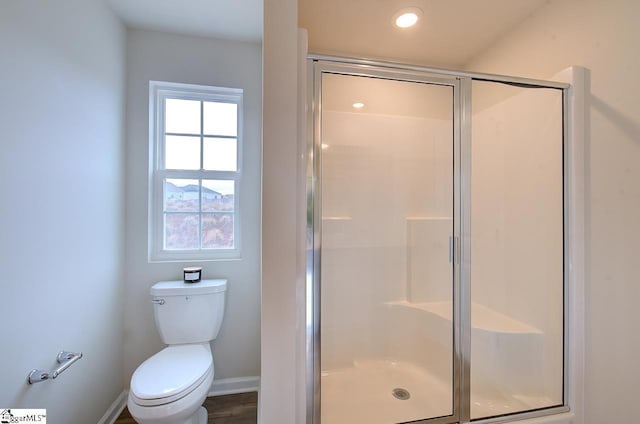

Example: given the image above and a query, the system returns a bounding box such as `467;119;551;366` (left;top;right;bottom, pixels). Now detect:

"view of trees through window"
163;179;234;249
161;95;239;252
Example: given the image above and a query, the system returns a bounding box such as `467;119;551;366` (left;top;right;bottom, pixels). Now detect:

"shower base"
321;359;451;423
321;358;554;423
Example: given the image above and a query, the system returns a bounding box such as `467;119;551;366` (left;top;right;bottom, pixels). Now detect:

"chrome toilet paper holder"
28;351;83;384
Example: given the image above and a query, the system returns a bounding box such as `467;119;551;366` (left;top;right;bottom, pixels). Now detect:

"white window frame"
149;81;243;262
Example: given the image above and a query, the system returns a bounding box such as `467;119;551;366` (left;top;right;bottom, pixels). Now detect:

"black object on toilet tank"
183;266;202;283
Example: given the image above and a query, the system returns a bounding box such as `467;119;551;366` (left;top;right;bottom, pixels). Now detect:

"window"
149;81;242;261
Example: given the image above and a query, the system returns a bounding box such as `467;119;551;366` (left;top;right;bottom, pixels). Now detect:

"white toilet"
128;279;227;424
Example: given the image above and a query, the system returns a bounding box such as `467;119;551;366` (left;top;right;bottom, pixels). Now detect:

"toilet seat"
130;344;213;407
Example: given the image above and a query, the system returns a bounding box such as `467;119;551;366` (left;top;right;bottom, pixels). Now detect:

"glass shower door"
469;80;565;420
317;69;458;424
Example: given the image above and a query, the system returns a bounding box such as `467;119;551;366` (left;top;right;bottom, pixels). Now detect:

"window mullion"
200;171;240;180
160;170;239;181
198;178;203;250
165;132;236;140
157;170;239;184
200;100;205;170
201;134;237;140
160;169;238;179
199;101;204;250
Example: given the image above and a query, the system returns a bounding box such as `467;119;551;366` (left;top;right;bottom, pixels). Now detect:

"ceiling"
299;0;548;68
108;0;263;43
106;0;548;67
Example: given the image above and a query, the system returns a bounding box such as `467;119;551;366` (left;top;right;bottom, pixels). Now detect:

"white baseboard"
208;376;260;396
97;390;128;424
99;377;259;423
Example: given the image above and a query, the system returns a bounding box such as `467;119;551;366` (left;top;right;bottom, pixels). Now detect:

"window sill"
149;249;242;263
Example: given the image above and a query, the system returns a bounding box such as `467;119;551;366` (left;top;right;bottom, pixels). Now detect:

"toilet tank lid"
150;279;227;296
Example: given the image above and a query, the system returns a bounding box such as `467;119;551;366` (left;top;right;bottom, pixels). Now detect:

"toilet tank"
150;279;227;345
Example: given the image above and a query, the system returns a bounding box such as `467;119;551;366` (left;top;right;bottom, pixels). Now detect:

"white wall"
465;0;640;422
261;0;300;422
123;29;262;384
0;1;126;423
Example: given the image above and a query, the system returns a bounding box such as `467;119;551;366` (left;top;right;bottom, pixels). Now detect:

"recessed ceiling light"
352;102;365;109
393;7;423;29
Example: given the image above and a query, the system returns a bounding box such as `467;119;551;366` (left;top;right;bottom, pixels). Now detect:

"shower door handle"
449;236;460;264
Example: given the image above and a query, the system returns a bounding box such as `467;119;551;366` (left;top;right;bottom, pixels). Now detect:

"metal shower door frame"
305;55;571;424
307;59;464;424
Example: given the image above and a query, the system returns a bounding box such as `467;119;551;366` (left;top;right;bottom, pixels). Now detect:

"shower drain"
392;387;411;400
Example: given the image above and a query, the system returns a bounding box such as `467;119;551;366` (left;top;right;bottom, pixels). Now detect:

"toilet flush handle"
151;299;165;305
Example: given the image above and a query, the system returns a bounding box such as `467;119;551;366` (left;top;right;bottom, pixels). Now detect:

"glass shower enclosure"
307;59;568;424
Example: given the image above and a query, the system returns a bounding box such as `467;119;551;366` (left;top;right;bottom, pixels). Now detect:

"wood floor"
114;392;258;424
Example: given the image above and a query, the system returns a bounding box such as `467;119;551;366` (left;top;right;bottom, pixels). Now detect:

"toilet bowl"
128;344;213;424
128;280;227;424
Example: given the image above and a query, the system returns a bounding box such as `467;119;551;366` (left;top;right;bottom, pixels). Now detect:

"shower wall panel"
321;110;452;370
